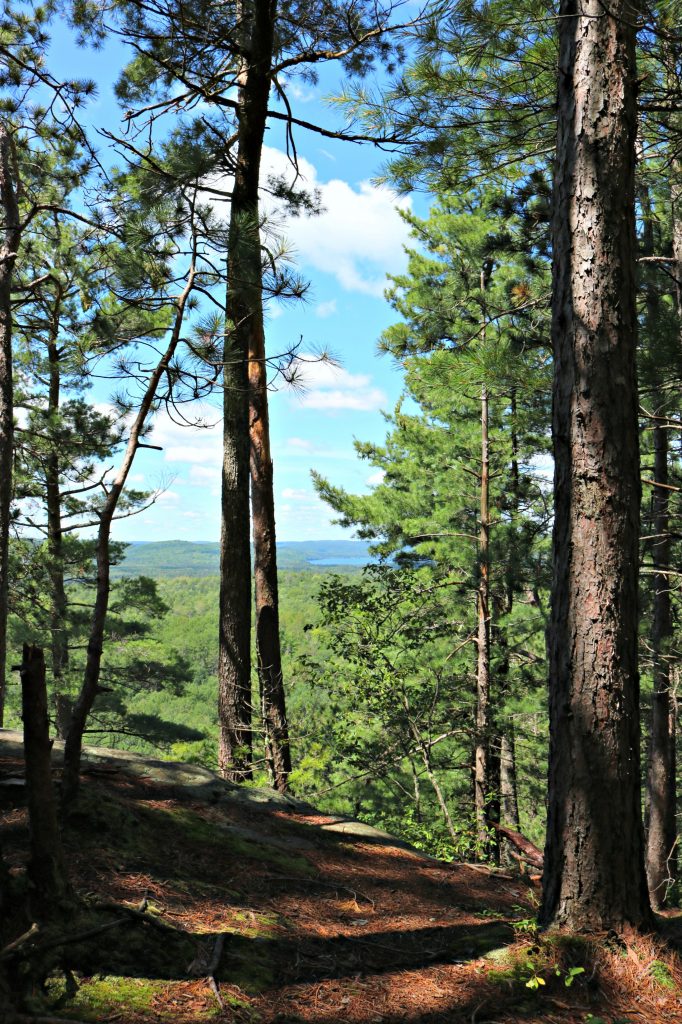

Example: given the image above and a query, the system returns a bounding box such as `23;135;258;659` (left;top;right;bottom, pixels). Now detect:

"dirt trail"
2;732;681;1024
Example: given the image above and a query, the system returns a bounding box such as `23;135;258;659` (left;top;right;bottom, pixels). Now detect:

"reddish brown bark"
250;359;291;790
244;0;291;793
540;0;652;931
219;307;252;781
474;266;496;857
218;0;273;783
218;0;290;790
0;123;20;728
491;822;543;870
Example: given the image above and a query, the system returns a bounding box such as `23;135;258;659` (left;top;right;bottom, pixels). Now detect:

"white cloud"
157;490;181;504
205;147;412;297
276;487;334;537
302;388;386;411
281;487;312;501
261;147;412;297
274;438;357;461
290;355;387;413
287;437;313;451
366;469;386;487
280;79;317;104
315;299;337;318
190;464;220;483
149;410;222;469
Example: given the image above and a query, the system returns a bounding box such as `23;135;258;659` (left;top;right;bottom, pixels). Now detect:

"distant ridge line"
112;539;375;577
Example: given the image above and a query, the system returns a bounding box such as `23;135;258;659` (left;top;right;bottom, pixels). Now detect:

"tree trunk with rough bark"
218;0;290;790
498;393;521;864
474;382;491;852
219;322;252;780
250;343;290;791
45;331;70;728
673;157;682;322
540;0;652;932
500;729;520;831
474;263;495;856
218;0;265;783
645;411;676;908
244;0;290;792
21;645;70;914
640;184;677;909
0;123;20;728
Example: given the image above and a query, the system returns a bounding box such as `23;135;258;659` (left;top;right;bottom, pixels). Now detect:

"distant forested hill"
111;539;374;577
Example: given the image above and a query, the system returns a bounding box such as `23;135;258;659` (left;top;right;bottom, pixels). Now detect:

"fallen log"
490;822;544;869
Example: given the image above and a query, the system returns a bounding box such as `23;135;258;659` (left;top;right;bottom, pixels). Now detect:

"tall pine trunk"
673;155;682;323
250;369;291;790
244;0;290;792
499;392;520;843
540;0;651;931
474;380;491;852
645;406;676;908
21;645;70;914
45;331;70;727
0;124;20;728
500;730;520;831
218;0;290;789
219;306;252;778
641;185;677;908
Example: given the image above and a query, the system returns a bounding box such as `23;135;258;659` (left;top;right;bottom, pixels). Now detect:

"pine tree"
0;8;95;723
539;0;652;933
636;170;682;909
58;165;225;803
107;0;409;788
12;202;126;726
315;191;552;856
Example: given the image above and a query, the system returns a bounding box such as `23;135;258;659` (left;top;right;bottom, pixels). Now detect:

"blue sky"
47;21;422;543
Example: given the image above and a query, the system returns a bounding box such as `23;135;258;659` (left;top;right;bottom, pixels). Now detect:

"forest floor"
2;734;682;1024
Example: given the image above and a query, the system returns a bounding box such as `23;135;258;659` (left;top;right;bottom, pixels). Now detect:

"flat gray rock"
0;729;437;861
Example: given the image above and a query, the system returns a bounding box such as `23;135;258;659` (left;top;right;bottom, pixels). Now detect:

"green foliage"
557;965;585;988
649;959;676;990
46;976;177;1021
5;560;196;745
340;0;556;198
377;806;468;861
306;188;552;856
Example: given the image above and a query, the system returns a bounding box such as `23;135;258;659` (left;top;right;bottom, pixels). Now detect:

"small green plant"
556;965;585;987
512;917;538;935
649;958;676;990
524;966;546;990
